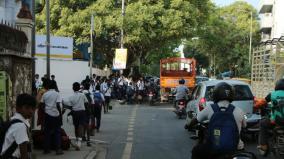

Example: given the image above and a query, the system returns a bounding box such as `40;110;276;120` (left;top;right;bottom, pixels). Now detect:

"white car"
186;80;260;132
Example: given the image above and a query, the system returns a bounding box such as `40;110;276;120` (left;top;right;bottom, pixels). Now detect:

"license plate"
149;94;153;96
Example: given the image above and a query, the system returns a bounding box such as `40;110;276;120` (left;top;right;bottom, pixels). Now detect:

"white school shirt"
104;85;111;97
118;77;124;86
137;80;145;90
41;89;61;117
68;91;88;111
1;113;30;158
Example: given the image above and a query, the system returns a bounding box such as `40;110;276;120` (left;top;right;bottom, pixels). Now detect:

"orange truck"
160;58;196;102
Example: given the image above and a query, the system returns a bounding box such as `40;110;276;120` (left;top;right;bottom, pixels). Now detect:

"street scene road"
1;0;284;159
95;102;266;159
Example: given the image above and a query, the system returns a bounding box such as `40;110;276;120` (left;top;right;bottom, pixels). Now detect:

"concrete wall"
35;58;111;98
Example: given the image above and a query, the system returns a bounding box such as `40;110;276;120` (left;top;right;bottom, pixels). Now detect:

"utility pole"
90;14;94;77
121;0;125;49
46;0;50;79
249;11;253;65
32;0;35;85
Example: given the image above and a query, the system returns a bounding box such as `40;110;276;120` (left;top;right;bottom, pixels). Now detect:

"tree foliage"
184;1;260;77
36;0;211;68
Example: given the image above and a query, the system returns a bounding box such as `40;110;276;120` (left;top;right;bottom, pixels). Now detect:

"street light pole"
121;0;125;49
90;14;94;77
249;11;253;65
46;0;50;79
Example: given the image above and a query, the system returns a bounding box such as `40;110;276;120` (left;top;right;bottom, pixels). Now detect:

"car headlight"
244;114;248;120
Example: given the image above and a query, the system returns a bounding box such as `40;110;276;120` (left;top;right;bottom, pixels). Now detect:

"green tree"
36;0;211;69
184;1;260;77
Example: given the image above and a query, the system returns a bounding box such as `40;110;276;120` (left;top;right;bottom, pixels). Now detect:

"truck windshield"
161;62;194;76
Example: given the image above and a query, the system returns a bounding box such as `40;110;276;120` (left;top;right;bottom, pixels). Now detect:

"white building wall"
35;59;90;98
35;58;111;98
274;0;284;38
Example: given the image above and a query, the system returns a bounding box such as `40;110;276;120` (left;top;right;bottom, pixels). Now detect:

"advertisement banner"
113;49;127;69
36;35;73;60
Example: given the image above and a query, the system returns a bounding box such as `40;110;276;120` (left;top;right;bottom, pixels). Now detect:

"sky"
213;0;259;8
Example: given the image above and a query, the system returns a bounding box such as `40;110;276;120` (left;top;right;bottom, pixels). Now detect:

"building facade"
259;0;284;41
0;0;33;120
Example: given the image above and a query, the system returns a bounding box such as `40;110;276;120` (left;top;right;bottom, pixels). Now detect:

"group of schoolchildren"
0;74;110;159
110;74;159;104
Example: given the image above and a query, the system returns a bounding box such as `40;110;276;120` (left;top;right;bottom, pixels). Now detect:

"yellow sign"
113;49;127;69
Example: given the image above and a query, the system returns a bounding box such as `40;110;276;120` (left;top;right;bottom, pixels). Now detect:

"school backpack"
84;92;93;115
0;119;23;158
207;104;239;153
93;92;103;106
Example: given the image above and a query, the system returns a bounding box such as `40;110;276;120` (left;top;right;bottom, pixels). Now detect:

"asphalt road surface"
95;102;268;159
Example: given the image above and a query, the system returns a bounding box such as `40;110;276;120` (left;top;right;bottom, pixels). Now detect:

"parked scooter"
174;99;187;119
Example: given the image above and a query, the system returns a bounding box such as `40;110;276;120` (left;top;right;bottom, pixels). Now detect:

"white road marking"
122;142;133;159
121;106;138;159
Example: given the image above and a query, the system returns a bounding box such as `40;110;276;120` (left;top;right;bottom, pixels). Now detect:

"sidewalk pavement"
31;112;97;159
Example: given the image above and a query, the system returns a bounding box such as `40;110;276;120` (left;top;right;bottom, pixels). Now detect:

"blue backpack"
93;92;103;106
207;104;239;153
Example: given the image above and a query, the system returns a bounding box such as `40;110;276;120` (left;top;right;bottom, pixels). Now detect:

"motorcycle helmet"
179;79;185;85
275;79;284;91
212;82;235;103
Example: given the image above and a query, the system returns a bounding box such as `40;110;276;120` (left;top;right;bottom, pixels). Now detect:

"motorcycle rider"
174;79;189;107
257;79;284;155
189;82;246;159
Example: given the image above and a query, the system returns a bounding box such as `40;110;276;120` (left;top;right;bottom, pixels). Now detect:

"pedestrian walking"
103;79;112;113
117;75;124;100
63;82;89;150
93;85;105;132
51;75;59;92
0;94;36;159
40;80;64;155
82;83;93;147
126;82;135;104
36;79;49;129
100;78;108;113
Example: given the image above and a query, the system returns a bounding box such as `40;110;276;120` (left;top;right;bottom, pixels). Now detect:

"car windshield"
205;85;254;101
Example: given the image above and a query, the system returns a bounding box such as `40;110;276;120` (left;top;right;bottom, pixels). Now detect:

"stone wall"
0;55;32;117
0;17;32;119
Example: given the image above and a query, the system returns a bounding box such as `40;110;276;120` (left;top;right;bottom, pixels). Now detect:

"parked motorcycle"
174;99;187;119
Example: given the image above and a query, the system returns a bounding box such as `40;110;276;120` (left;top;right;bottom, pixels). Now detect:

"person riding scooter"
189;82;246;159
174;79;189;107
257;79;284;156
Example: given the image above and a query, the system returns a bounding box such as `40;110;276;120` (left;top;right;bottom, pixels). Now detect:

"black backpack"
0;119;23;158
84;92;93;115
